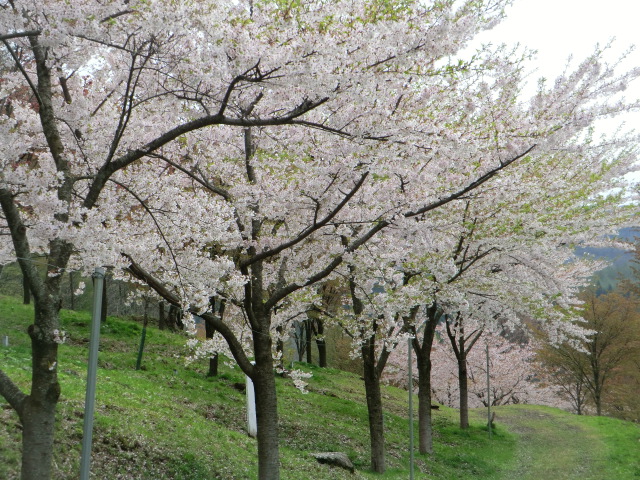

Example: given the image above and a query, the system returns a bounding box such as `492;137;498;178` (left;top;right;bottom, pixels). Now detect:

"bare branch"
0;368;27;417
1;39;42;107
100;10;135;24
405;144;537;219
0;30;41;41
0;188;44;302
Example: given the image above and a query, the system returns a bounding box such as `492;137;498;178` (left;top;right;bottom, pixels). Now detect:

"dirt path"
489;405;610;480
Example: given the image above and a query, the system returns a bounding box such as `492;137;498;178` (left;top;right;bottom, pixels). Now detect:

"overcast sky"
469;0;640;183
472;0;640;133
478;0;639;76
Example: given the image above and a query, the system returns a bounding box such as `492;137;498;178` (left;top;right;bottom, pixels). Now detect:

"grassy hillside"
0;295;638;479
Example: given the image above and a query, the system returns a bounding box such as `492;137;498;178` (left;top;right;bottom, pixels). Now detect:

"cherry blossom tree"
429;330;555;407
0;1;521;477
2;1;640;479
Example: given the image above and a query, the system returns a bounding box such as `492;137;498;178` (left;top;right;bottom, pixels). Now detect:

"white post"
1;335;8;347
246;362;257;438
80;267;105;480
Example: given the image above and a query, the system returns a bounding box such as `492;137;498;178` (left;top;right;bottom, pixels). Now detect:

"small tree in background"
536;287;640;416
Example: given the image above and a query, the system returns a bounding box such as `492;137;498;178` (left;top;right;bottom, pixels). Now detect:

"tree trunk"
594;383;602;416
316;338;327;368
100;272;108;323
23;275;31;305
158;302;167;330
305;318;313;364
316;319;327;367
362;336;385;473
21;396;58;480
458;354;470;429
20;296;63;480
416;365;433;454
444;314;479;430
168;304;181;331
205;311;219;377
136;299;149;371
413;304;438;454
252;324;280;480
208;355;219;377
293;321;305;362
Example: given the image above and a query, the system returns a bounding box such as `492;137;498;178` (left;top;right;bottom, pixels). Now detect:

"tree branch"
242;172;369;268
123;254;255;376
0;188;44;303
404;144;537;219
0;368;27;417
83;98;330;209
0;30;41;41
1;39;42;107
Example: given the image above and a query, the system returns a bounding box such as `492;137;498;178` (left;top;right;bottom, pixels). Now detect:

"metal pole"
486;341;492;439
408;336;414;480
80;267;105;480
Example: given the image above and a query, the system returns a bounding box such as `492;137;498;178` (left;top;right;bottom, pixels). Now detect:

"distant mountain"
576;227;640;290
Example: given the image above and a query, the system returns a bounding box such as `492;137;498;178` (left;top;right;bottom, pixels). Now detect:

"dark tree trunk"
594;383;602;416
20;298;62;480
415;360;433;454
348;269;390;473
362;336;385;474
206;298;226;377
251;315;281;480
158;302;167;330
100;272;108;323
305;318;313;364
135;300;149;371
316;319;327;368
205;309;218;377
574;380;587;415
208;355;219;377
444;314;482;430
23;275;30;305
413;304;438;454
293;321;306;362
458;353;470;429
68;271;75;311
168;304;182;331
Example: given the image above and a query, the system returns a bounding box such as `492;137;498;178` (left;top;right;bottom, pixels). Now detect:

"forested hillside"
578;227;640;291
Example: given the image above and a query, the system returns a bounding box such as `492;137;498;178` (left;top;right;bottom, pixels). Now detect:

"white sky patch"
467;0;640;182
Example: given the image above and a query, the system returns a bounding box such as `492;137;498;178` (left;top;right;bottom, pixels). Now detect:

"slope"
0;295;638;479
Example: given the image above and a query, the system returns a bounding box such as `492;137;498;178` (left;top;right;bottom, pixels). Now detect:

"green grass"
491;404;640;480
0;294;638;479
